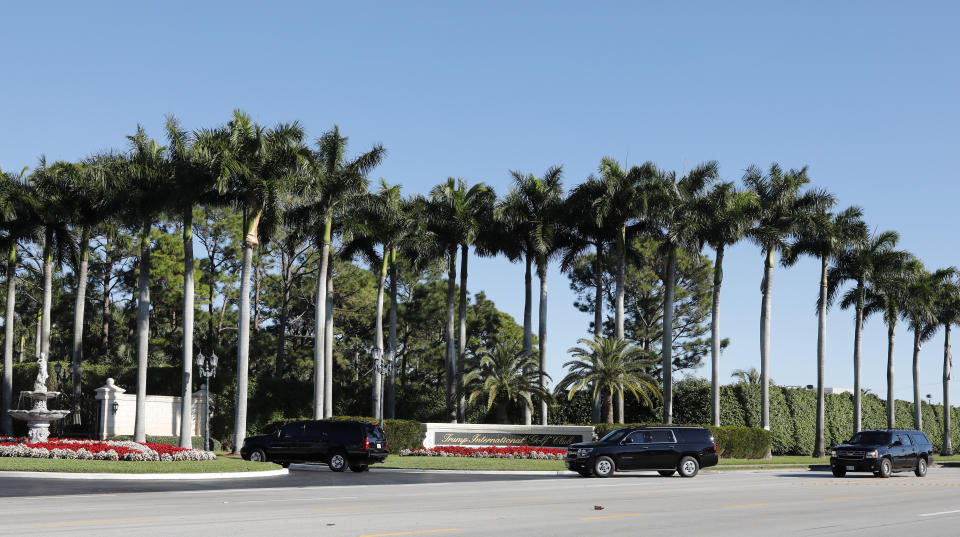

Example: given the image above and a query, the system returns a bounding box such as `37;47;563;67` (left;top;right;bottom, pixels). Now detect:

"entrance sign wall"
421;423;593;448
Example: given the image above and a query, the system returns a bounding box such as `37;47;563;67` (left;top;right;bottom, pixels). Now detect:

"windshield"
848;431;891;445
600;428;631;443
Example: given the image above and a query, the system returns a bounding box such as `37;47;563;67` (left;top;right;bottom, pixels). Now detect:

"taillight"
713;441;717;453
364;436;369;450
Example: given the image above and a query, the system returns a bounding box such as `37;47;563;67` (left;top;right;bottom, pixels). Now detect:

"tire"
280;462;290;469
915;457;927;477
593;456;615;478
350;464;369;473
678;456;699;478
248;449;267;463
577;470;593;478
877;458;893;478
658;470;676;477
832;467;846;478
329;451;348;472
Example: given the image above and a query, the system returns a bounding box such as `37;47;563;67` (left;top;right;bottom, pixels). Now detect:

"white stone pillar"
94;378;126;440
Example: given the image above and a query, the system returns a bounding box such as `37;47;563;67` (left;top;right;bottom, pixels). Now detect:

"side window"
625;431;648;444
899;434;913;446
647;430;677;443
280;423;302;439
304;422;328;440
910;433;928;446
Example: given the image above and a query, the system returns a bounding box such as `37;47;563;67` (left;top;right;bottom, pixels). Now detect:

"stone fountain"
7;353;70;442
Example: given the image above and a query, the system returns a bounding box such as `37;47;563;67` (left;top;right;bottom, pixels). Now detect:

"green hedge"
112;435;222;452
593;422;772;459
261;415;423;455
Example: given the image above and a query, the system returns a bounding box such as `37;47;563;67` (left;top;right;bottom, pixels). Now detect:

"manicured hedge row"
262;415;422;455
593;422;772;459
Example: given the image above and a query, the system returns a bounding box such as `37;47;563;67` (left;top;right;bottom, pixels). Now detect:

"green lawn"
0;456;281;474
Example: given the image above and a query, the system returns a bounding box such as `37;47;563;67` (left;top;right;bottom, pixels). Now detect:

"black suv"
830;429;933;478
566;426;719;478
241;420;389;472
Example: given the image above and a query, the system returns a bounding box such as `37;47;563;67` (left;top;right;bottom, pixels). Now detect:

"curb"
0;468;289;480
290;464;577;476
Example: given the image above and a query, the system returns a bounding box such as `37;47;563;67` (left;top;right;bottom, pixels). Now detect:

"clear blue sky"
2;1;958;404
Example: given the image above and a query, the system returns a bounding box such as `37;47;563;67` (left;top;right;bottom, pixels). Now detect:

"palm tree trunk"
133;220;151;443
593;242;603;424
522;252;532;426
372;247;387;420
179;208;195;449
457;243;468;423
852;283;864;434
711;245;725;427
496;399;508;424
943;324;952;456
313;214;331;420
386;248;398;419
324;268;334;417
616;228;626;424
252;249;262;331
662;248;677;424
40;228;53;358
1;243;15;435
445;248;457;423
101;233;112;357
913;328;922;430
276;283;289;377
814;255;827;457
605;389;614;424
537;261;548;426
759;249;774;430
232;212;257;453
886;322;896;429
71;229;90;406
34;310;40;359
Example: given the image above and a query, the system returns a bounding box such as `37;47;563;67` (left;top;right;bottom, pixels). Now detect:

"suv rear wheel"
678;456;699;478
248;449;267;463
915;457;927;477
658;470;676;477
877;458;893;478
593;456;615;478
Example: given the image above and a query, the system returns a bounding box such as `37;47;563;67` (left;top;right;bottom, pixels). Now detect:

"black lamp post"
196;350;219;451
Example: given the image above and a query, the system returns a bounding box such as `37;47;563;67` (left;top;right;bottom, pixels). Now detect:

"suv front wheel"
593;456;615;478
678;456;699;478
877;457;893;478
915;458;927;477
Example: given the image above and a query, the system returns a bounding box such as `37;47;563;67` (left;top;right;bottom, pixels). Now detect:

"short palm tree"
786;205;866;456
827;230;911;433
935;274;960;455
464;339;548;424
650;161;719;424
745;163;833;430
557;336;661;423
730;367;762;385
497;166;565;425
698;181;757;427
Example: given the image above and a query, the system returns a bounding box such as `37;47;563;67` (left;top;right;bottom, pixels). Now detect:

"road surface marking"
624;490;663;495
824;496;857;501
919;510;960;517
495;496;550;502
35;517;161;527
722;503;767;509
313;505;390;512
900;490;926;494
580;513;644;520
358;529;459;537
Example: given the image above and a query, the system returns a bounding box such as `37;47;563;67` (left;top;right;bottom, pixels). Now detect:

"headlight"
865;450;879;459
579;448;593;457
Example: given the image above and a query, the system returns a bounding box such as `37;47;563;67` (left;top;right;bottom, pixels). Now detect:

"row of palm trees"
1;110;956;458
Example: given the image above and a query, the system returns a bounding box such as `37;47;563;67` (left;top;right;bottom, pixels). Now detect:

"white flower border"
0;438;216;462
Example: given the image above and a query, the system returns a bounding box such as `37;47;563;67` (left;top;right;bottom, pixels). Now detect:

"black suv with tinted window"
566;426;719;478
830;429;933;478
241;420;389;472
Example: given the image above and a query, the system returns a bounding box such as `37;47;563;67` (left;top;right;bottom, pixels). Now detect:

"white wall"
95;379;209;440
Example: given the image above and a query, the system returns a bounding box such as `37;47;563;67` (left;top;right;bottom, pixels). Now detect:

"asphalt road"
3;467;960;536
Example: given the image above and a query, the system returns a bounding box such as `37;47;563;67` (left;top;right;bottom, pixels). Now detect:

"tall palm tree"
497;167;565;425
0;166;36;435
464;338;548;424
650;161;719;424
289;125;383;420
121;127;170;443
827;231;910;433
167;116;222;448
863;251;912;429
902;264;952;430
745;163;832;431
217;111;305;452
557;336;661;423
698;182;757;427
935;274;960;455
786;205;866;456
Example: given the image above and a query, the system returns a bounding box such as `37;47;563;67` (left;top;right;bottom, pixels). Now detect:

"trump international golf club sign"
421;423;594;448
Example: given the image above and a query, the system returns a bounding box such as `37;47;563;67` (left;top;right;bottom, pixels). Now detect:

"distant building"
824;387;854;395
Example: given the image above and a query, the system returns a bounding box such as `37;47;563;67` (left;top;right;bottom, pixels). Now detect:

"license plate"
846;465;854;471
377;443;381;449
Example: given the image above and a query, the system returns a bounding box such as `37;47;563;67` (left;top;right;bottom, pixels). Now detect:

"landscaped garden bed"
0;437;216;462
400;445;567;459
